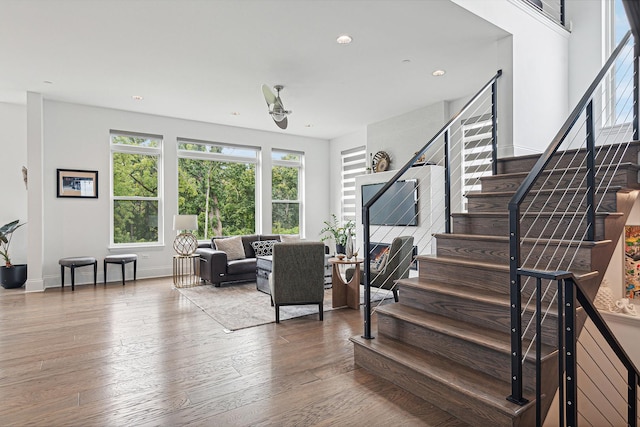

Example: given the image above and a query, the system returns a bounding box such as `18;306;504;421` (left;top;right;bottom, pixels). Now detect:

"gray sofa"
197;234;282;286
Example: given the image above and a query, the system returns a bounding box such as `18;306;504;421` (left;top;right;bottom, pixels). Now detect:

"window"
178;139;258;239
110;131;162;245
341;146;366;223
272;150;302;234
613;0;633;125
604;0;634;127
461;115;494;211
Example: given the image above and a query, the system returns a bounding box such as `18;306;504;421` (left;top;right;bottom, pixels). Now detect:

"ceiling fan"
262;84;291;129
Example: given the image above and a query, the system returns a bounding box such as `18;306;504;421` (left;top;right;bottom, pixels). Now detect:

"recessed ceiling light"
336;34;353;44
432;70;446;77
231;112;240;116
132;95;144;101
43;80;53;84
304;124;313;128
402;59;411;64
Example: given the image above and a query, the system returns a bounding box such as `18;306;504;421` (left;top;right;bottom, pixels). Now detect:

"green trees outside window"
178;158;256;239
178;140;257;239
111;134;161;244
272;151;301;235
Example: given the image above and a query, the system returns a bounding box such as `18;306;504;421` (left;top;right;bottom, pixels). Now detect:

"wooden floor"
0;277;469;426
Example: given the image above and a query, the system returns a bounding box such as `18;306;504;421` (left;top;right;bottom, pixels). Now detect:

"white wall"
453;0;571;156
32;100;329;289
0;102;28;265
566;0;608;109
366;101;450;170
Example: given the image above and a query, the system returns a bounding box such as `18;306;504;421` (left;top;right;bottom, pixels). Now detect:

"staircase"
350;143;640;426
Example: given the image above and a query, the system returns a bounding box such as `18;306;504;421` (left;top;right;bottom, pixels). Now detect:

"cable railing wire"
508;29;638;414
361;70;502;338
516;39;635;358
365;86;497;313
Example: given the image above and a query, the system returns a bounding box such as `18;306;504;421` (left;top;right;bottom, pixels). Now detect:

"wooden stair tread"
482;162;640;181
398;277;512;305
396;276;594;315
415;254;596;278
433;233;611;247
496;141;640;163
415;254;509;271
376;303;556;361
466;186;622;197
451;211;623;217
350;334;535;416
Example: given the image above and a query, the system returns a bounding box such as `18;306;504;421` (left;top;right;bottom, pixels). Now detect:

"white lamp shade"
173;214;198;231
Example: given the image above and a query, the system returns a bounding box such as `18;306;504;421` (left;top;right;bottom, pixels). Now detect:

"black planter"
1;264;27;289
335;244;346;255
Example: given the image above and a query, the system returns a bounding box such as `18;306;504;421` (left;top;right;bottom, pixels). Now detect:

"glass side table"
173;254;200;288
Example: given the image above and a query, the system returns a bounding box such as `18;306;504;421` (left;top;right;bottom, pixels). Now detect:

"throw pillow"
373;248;389;271
214;236;245;260
251;240;279;257
279;234;301;243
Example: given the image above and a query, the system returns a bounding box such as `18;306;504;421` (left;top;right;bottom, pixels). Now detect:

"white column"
26;92;45;292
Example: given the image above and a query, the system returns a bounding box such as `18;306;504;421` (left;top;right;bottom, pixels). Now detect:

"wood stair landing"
351;142;640;426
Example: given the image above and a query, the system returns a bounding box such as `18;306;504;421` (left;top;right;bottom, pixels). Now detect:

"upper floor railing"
523;0;565;27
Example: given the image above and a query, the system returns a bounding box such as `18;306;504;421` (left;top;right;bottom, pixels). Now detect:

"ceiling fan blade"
262;84;276;105
274;116;288;129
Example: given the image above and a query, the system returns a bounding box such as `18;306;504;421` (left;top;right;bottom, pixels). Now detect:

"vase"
0;264;27;289
345;230;354;259
335;244;346;255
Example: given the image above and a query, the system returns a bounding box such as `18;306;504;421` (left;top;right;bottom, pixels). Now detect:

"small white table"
173;254;200;288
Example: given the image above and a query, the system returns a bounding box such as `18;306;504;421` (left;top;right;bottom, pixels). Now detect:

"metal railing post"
586;101;596;241
507;204;526;405
362;207;373;340
629;370;638;427
535;277;542;426
444;130;451;233
557;278;566;427
492;78;499;176
564;278;578;427
634;40;639;141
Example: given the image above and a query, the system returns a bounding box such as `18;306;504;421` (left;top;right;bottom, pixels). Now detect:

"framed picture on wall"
624;225;640;298
56;169;98;198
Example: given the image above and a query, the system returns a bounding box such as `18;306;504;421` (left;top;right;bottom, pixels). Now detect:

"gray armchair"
347;236;414;302
269;241;326;323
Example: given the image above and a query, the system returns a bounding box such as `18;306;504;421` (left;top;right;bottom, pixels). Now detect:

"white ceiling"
0;0;509;140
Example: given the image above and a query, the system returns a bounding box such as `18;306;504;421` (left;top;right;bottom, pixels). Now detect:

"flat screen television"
361;179;418;226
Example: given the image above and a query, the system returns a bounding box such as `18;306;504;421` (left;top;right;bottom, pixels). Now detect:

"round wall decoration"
372;151;391;172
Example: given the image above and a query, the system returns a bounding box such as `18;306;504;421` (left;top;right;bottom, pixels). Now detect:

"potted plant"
0;220;27;289
319;214;355;255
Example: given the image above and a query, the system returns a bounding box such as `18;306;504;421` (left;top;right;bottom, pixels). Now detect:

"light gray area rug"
177;282;392;331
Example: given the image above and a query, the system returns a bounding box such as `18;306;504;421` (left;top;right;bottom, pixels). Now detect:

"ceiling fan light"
270;108;291;122
271;111;286;122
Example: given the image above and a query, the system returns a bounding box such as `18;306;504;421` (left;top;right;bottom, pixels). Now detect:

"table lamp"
173;214;198;255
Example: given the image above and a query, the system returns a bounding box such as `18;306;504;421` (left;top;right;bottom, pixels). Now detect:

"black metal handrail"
507;29;634;404
517;268;640;426
361;69;502;339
